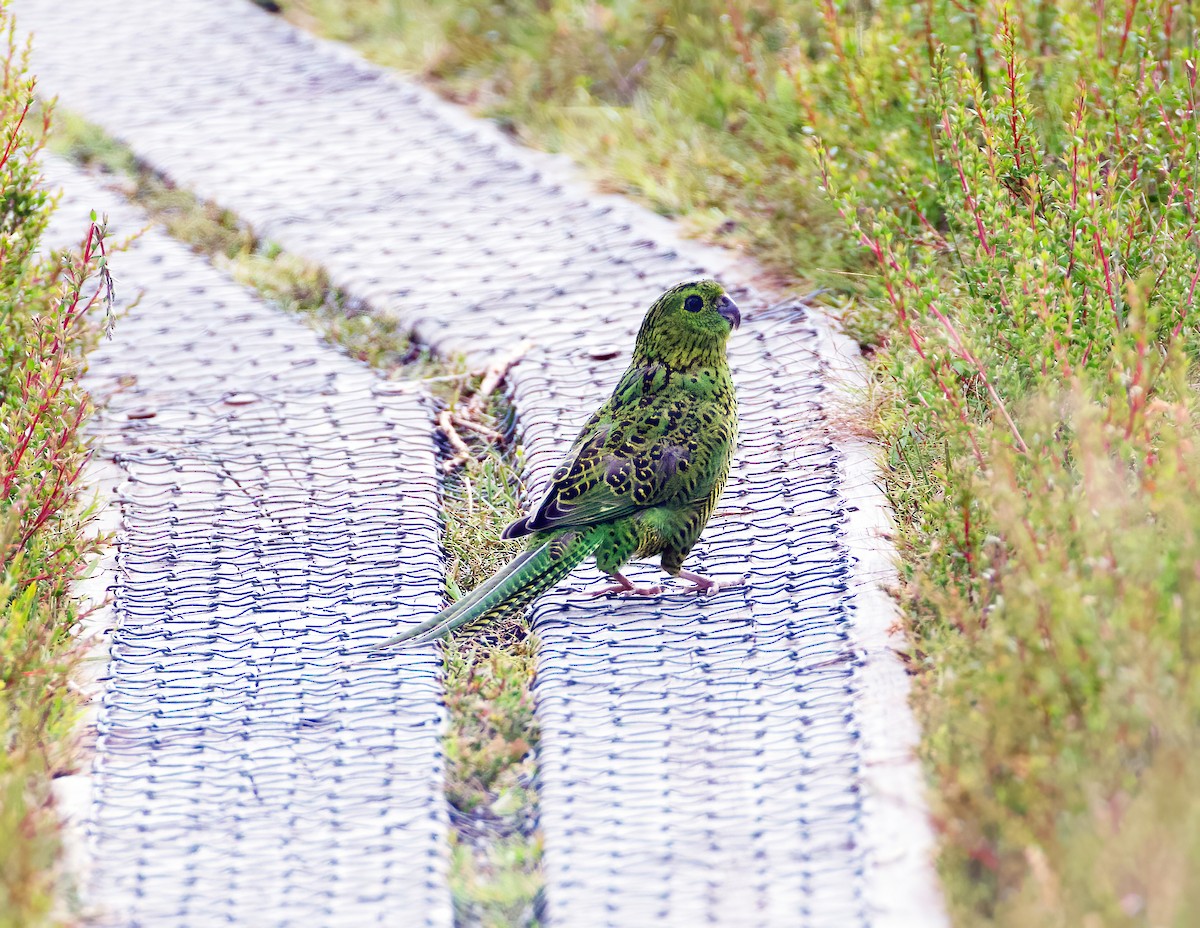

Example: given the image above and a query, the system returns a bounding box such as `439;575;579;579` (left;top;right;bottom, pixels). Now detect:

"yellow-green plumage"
380;279;740;647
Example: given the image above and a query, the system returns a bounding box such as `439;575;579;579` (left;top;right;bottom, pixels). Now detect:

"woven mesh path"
20;1;944;925
44;159;450;927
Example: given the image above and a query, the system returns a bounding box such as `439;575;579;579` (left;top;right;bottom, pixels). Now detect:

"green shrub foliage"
0;15;111;927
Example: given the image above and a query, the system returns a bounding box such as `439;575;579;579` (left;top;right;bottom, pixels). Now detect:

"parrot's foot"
588;571;663;598
677;569;745;596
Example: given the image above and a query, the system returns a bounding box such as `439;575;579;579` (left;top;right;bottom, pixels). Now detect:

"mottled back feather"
503;353;737;542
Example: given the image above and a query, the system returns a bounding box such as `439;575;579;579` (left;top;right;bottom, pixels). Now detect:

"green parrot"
381;278;740;647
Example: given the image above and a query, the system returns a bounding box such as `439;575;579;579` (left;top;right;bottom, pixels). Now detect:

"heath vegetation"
0;21;112;928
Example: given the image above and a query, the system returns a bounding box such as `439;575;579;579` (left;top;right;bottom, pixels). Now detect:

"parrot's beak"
717;294;741;330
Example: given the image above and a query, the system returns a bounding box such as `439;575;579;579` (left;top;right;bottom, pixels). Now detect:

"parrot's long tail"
375;529;602;648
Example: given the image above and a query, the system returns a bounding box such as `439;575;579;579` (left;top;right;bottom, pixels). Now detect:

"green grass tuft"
437;388;542;928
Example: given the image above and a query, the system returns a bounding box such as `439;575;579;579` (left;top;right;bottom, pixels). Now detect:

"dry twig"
466;340;534;417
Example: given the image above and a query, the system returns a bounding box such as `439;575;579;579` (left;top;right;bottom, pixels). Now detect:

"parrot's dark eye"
684;294;704;313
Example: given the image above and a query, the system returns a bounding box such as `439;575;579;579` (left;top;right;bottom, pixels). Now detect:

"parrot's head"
632;279;740;365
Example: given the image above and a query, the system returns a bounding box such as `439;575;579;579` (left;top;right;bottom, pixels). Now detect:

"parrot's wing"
503;400;700;538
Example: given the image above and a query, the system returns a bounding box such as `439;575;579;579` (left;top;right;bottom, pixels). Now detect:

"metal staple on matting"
45;160;451;927
20;1;947;924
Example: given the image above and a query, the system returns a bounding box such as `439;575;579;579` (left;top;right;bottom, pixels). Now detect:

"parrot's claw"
588;572;662;597
677;570;746;596
588;583;663;597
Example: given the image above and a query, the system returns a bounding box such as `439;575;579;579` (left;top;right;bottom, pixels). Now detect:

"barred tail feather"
375;529;601;648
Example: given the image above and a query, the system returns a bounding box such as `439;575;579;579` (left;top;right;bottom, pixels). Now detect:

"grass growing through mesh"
439;437;543;928
51;110;544;927
0;32;114;928
277;0;1200;923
